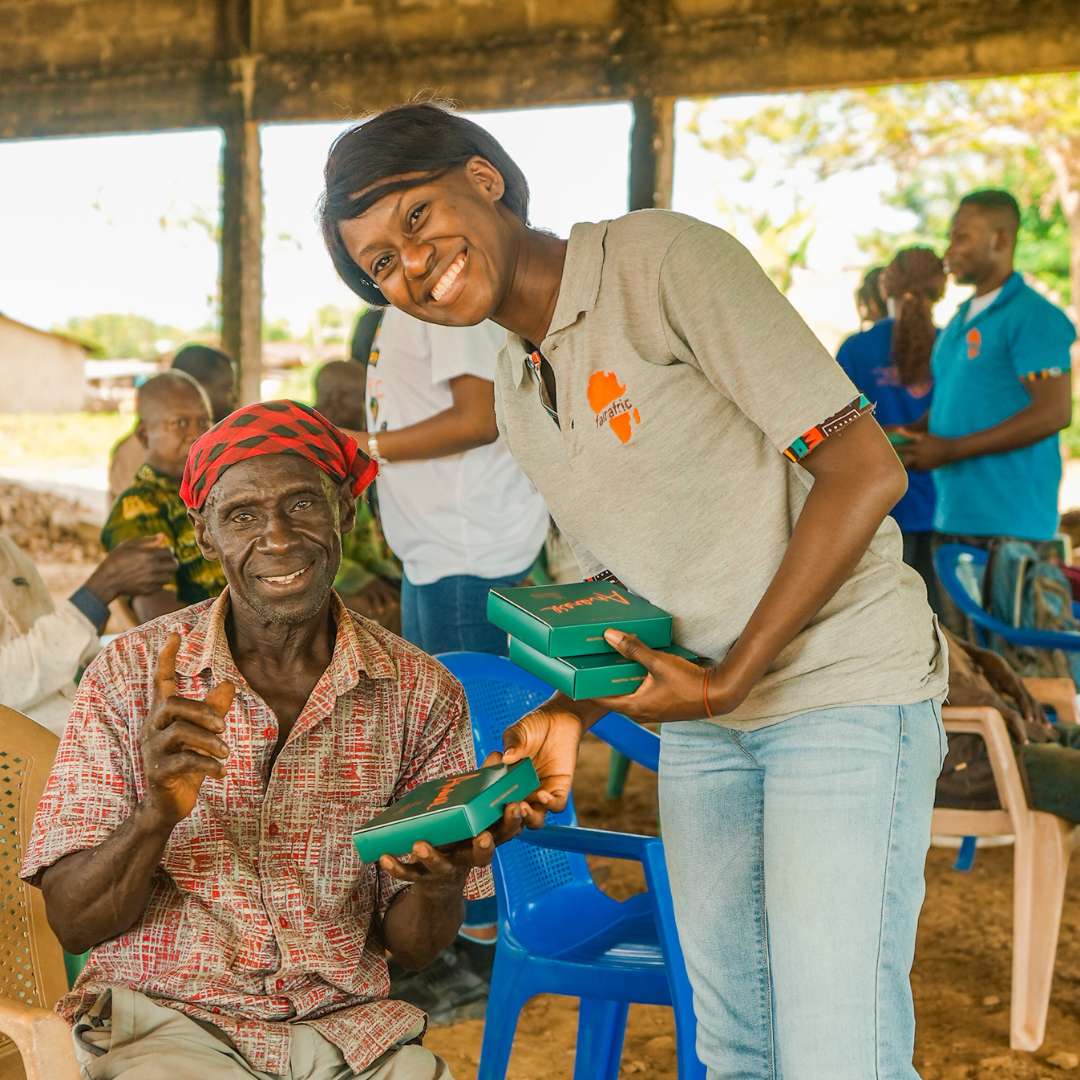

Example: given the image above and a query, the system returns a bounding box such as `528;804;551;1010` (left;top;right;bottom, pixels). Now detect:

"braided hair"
881;247;945;387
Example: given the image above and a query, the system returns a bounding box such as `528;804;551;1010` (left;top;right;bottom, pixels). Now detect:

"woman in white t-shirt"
365;307;548;655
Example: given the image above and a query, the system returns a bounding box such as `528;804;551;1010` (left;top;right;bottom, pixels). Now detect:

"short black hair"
136;369;208;418
959;189;1021;234
319;103;530;306
171;344;234;385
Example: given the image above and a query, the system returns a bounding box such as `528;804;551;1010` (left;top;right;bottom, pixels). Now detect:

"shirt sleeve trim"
1020;367;1070;382
584;570;625;587
67;586;110;634
783;394;875;463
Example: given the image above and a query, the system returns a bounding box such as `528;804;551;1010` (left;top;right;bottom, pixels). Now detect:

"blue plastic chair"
436;651;704;1080
934;544;1080;653
934;544;1080;870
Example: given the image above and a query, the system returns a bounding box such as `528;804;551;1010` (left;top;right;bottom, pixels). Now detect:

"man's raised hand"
140;633;234;826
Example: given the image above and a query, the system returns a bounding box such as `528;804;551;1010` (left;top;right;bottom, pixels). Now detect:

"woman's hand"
592;629;742;722
495;700;588;828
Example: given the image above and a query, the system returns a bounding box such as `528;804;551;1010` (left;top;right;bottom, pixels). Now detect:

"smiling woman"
318;102;954;1078
319;107;529;315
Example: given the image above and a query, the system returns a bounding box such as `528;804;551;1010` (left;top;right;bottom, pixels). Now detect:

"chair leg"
606;749;632;800
670;977;706;1080
574;998;629;1080
954;835;977;872
476;966;530;1080
1009;812;1072;1052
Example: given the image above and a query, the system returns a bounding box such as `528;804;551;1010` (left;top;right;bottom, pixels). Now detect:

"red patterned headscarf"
179;400;377;511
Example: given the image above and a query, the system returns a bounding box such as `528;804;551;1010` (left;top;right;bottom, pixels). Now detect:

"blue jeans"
401;567;531;931
401;568;532;658
659;700;946;1079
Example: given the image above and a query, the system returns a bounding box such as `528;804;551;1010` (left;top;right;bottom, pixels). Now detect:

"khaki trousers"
72;987;452;1080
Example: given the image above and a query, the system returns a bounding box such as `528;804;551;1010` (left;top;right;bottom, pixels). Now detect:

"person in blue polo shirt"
837;247;944;608
899;189;1076;632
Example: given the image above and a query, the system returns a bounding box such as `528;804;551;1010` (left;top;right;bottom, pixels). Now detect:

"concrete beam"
1;1;1078;141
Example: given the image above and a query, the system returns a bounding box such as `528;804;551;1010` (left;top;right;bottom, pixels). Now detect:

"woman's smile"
430;250;468;304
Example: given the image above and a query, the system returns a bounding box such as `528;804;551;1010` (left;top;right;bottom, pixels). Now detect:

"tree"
692;74;1080;311
55;313;187;359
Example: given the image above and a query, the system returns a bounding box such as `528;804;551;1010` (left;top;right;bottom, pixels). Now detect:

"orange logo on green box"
588;370;641;445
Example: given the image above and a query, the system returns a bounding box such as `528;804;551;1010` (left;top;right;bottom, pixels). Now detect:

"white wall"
0;319;86;413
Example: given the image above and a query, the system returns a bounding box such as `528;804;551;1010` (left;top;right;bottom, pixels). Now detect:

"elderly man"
22;401;513;1080
102;371;225;622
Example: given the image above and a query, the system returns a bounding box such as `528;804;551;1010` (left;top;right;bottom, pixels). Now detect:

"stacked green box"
487;582;673;655
509;638;702;699
489;582;701;699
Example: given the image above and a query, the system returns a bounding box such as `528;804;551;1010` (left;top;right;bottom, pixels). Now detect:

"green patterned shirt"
101;464;227;605
334;499;402;595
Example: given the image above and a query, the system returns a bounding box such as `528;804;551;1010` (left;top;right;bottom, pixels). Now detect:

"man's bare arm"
39;635;233;954
901;376;1071;472
41;805;178;954
378;804;522;970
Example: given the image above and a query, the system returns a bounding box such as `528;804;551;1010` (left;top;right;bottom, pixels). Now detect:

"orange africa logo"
966;328;981;360
587;370;641;445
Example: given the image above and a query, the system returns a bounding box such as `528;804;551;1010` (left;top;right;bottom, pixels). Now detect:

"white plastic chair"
935;705;1080;1051
0;706;79;1080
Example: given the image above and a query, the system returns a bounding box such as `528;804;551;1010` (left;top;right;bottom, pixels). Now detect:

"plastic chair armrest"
590;713;660;772
941;584;1080;651
941;706;1030;820
520;823;658;862
0;998;80;1080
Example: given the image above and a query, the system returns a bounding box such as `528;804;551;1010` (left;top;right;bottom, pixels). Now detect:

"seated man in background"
23;401;508;1080
314;360;402;629
109;344;238;504
102;371;225;622
0;533;176;736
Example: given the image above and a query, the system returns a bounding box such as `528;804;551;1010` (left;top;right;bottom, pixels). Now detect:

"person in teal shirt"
899;189;1076;627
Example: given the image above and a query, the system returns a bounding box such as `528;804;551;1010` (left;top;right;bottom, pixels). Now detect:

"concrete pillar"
628;95;675;211
220;116;263;404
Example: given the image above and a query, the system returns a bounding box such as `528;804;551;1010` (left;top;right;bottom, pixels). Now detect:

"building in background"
0;314;90;413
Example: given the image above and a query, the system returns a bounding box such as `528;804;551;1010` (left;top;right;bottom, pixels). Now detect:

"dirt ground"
424;734;1080;1079
28;510;1080;1078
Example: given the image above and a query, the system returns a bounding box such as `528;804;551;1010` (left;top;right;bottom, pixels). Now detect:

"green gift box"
509;636;703;700
351;759;540;864
488;582;672;657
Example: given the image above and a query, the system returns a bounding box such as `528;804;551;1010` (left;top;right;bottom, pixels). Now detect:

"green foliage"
55;313;189;360
1062;403;1080;461
264;317;293;342
692;73;1080;307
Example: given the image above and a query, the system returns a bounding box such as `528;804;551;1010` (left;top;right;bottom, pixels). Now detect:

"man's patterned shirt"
101;463;227;604
21;591;492;1074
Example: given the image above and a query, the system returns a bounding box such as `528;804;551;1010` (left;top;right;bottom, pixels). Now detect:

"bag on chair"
983;540;1080;685
935;627;1057;811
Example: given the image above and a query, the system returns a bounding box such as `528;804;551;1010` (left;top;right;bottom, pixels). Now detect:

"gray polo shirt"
494;210;947;729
